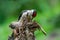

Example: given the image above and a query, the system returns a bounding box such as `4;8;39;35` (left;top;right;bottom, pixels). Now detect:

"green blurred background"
0;0;60;40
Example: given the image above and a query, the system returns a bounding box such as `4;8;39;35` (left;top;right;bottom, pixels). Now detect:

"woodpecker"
18;10;36;21
8;9;46;40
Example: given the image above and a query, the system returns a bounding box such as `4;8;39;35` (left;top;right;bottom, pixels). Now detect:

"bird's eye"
32;11;37;17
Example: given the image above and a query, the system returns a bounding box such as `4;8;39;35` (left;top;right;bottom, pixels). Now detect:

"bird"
8;9;46;40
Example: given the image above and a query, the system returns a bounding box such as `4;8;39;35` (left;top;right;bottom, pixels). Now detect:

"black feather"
18;10;27;20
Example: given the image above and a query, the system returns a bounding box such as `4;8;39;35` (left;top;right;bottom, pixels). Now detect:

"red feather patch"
32;11;37;17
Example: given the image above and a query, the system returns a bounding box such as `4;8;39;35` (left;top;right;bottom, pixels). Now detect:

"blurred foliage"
0;0;60;40
0;10;6;24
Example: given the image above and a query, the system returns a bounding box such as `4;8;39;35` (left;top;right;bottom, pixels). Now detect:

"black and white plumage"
18;10;36;21
8;9;46;40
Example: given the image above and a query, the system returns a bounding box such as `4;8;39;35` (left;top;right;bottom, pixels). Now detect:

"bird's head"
18;9;37;21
